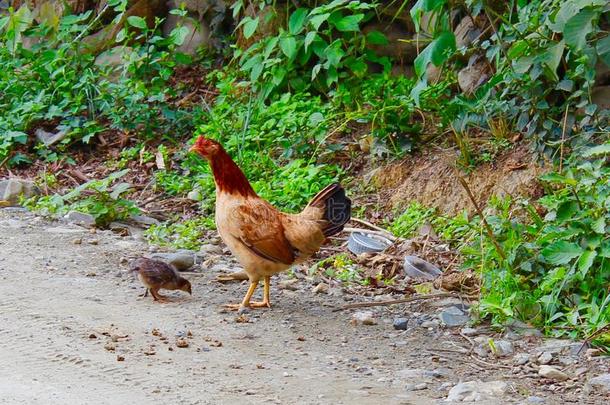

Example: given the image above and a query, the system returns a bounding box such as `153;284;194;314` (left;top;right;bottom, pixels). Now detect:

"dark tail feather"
308;183;351;237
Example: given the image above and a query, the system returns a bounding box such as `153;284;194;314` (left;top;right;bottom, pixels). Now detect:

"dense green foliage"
463;147;610;342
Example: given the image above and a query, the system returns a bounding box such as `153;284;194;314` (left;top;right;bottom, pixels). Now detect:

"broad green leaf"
333;14;363;32
311;63;322;79
324;41;345;67
592;217;606;234
304;31;317;51
110;183;132;199
539;40;564;81
309;13;329;31
578;250;597;275
169;26;189;46
564;7;597;50
115;27;127;43
596;35;610;66
279;36;298;59
289;8;307;35
540;172;578;186
541;240;583;265
582;143;610;157
430;31;456;66
243;16;259;39
366;30;388;45
556;200;578;222
507;40;528;59
127;16;147;29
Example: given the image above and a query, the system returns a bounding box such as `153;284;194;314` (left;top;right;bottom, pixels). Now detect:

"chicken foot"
225;276;272;311
150;288;169;303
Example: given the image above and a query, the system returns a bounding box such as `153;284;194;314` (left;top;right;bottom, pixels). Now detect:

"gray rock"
439;306;470;327
187;189;202;201
460;327;478;336
199;243;223;256
151;251;195;271
421;320;440;328
65;211;96;227
538;365;569;381
352;311;377;326
162;15;210;56
491;340;514;357
130;214;159;227
405;382;427;391
537;351;553;365
393;318;409;331
586;373;610;394
0;179;39;205
278;279;299;291
526;396;546;404
458;54;492;95
513;353;529;366
446;380;507;402
592;85;610;110
507;319;543;337
35;127;68;146
94;46;134;76
454;15;481;48
312;283;329;294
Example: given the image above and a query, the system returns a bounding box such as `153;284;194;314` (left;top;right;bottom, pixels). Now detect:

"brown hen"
190;136;351;311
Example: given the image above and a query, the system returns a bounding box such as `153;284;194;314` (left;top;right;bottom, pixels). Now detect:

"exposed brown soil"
364;143;549;216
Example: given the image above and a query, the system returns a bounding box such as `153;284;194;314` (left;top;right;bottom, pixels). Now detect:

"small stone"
352;311;377;326
111;334;120;342
117;355;125;362
421;320;439;328
526;396;546;404
176;338;189;348
151;328;161;336
104;342;116;352
446;380;507;402
88;333;97;339
130;214;159;227
491;340;514;357
393;318;409;331
143;347;156;355
460;327;478;336
0;179;39;205
585;348;601;358
513;353;529;366
199;244;223;256
65;211;96;227
439;306;470;327
586;373;610;394
72;238;82;245
187;189;201;201
312;283;329;294
88;239;99;245
278;279;299;290
150;251;195;271
405;382;427;391
538;365;569;381
537;351;553;365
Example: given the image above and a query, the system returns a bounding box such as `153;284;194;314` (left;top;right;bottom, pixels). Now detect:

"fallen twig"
350;218;396;236
332;292;474;312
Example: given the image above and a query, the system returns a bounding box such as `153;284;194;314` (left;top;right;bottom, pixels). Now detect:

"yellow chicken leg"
249;276;271;308
225;280;258;311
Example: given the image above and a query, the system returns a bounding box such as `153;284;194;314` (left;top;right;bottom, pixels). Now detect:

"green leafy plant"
235;0;388;99
26;169;139;227
465;151;610;342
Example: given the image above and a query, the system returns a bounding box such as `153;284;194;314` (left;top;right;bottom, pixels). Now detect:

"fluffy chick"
129;257;192;302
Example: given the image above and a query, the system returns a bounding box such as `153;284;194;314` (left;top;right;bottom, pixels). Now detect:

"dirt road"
0;209;606;404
